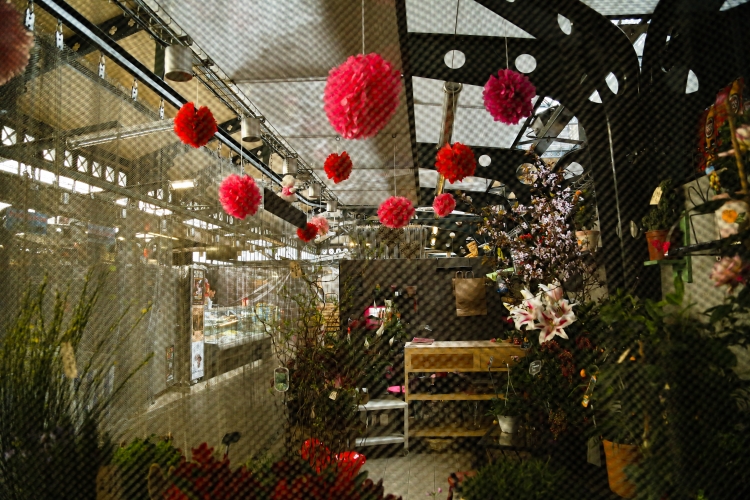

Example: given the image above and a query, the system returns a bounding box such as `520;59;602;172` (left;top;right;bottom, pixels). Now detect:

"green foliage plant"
461;458;565;500
573;187;598;231
641;179;677;231
112;435;182;500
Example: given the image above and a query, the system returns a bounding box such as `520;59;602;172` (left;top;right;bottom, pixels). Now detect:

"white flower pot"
575;230;600;252
496;415;519;434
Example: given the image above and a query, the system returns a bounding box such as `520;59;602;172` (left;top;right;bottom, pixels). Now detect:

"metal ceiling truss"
34;0;335;210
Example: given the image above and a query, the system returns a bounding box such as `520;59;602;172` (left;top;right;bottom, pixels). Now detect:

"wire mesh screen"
2;1;750;500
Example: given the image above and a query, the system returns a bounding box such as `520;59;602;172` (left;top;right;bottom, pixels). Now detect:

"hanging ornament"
218;174;262;219
297;222;319;242
378;196;415;229
436;143;476;183
309;216;330;236
0;1;34;87
324;53;402;140
433;193;456;218
174;102;218;148
483;68;536;125
324;151;353;183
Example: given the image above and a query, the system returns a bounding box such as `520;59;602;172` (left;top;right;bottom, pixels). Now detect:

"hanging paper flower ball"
378;196;415;229
0;1;34;87
483;68;536;125
436;143;476;183
218;174;262;219
324;53;402;140
310;216;330;236
174;102;218;148
324;151;353;183
297;223;319;242
279;185;296;202
433;193;456;218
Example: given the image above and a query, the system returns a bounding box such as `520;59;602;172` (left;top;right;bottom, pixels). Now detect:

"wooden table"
404;341;527;438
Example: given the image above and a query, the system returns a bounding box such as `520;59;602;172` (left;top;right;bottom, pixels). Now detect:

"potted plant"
573;188;600;252
112;435;183;500
487;391;524;434
461;457;565;500
641;179;677;261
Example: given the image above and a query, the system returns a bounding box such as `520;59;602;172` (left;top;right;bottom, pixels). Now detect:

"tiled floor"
360;451;475;500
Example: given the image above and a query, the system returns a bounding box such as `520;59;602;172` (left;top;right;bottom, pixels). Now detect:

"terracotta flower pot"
602;440;639;499
645;230;669;261
576;230;600;252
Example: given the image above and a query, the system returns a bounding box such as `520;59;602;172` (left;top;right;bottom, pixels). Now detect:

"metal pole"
435;82;462;198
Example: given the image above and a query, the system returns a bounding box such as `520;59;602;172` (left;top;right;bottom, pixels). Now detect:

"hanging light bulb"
241;116;262;143
164;45;194;82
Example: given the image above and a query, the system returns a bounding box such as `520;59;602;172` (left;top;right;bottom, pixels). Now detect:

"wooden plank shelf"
410;423;492;438
407;393;501;401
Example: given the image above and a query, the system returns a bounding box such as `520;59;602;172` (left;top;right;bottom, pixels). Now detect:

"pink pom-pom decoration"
483;68;536;125
297;223;319;242
310;216;330;236
174;102;218;148
324;53;402;140
0;1;34;87
279;185;296;202
378;196;415;229
433;193;456;218
324;151;353;183
435;143;476;184
218;174;262;219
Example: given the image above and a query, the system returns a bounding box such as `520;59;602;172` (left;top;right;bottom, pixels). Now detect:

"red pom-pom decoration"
324;53;402;140
436;143;476;184
218;174;262;219
378;196;415;229
310;216;330;236
324;151;353;183
483;68;536;125
433;193;456;218
0;1;34;87
297;223;319;242
174;102;218;148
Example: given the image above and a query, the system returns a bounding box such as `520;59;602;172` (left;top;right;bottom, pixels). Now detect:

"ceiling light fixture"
241;115;262;143
164;44;194;82
67;120;175;149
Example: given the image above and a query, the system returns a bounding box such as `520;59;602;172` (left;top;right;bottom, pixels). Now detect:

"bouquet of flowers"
505;282;576;345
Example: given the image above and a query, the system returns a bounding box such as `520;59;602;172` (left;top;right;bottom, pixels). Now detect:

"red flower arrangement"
483;68;536;125
377;196;415;229
310;216;330;236
433;193;456;218
297;222;319;242
218;174;262;219
0;1;34;87
435;143;476;184
324;151;353;183
174;102;218;148
324;53;402;140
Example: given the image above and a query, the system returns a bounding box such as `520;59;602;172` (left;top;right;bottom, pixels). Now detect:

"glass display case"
203;303;279;349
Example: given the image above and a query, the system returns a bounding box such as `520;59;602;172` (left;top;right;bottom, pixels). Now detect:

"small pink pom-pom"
433;193;456;218
483;68;536;125
0;1;34;87
218;174;262;219
378;196;415;229
324;53;402;140
310;216;330;236
297;223;319;242
436;143;476;184
279;185;296;202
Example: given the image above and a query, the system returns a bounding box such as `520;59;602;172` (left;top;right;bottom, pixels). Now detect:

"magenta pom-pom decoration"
0;1;34;87
433;193;456;218
310;216;330;236
483;68;536;125
324;151;353;183
297;223;319;242
435;142;476;184
279;185;296;202
324;53;402;140
378;196;415;229
218;174;262;219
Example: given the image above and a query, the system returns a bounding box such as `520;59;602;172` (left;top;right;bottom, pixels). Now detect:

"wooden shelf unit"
403;341;527;439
